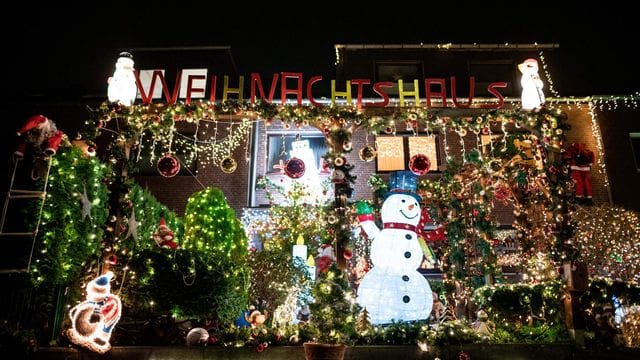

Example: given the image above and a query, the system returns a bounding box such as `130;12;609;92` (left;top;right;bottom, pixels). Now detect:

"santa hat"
157;218;169;231
18;115;48;135
87;271;113;299
518;58;539;72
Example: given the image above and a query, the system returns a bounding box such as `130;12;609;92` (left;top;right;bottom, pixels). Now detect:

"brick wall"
560;106;609;205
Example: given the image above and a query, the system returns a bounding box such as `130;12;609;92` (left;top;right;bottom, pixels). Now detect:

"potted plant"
303;245;360;360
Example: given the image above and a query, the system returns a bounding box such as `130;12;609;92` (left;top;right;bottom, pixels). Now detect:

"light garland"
587;101;610;188
538;50;559;98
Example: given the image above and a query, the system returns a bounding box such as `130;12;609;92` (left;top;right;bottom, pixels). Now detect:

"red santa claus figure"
315;243;336;275
564;143;595;204
153;218;178;249
15;114;65;158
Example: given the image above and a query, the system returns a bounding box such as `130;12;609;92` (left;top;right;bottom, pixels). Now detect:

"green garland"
31;147;110;286
473;281;564;325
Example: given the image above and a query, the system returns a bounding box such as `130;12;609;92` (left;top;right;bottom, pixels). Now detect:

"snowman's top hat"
385;171;421;202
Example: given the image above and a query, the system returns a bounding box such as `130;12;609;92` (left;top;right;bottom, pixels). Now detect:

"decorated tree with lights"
246;179;327;319
307;262;359;345
571;205;640;283
419;155;500;319
246;248;310;314
30;147;111;287
122;187;249;324
21;146;111;341
255;177;331;254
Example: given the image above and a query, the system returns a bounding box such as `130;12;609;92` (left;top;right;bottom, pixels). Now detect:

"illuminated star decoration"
80;184;92;221
124;209;138;242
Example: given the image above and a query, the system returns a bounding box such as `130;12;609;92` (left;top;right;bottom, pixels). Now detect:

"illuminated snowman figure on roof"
356;171;433;324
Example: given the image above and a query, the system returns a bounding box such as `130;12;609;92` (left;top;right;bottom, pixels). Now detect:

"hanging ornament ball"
109;215;117;223
157;153;180;177
457;128;468;137
343;249;353;260
221;157;238;174
284;157;305;179
343;141;353;151
359;146;377;162
106;254;118;265
334;156;345;167
409;154;431;176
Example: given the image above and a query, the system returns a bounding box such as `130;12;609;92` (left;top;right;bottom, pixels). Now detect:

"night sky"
5;4;638;100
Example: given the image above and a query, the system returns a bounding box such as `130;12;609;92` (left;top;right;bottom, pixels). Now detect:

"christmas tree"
308;262;359;344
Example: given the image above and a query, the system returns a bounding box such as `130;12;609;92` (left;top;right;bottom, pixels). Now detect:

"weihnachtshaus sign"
134;70;508;109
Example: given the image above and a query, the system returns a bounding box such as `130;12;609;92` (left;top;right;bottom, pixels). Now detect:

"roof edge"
334;43;559;50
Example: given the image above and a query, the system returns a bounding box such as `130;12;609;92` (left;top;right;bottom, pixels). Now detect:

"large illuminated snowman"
356;171;433;324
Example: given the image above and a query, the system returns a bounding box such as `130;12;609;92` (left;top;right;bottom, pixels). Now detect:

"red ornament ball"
285;157;305;178
157;153;180;178
409;154;431;176
343;249;353;260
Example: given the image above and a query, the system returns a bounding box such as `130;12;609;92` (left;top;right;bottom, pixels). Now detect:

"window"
375;61;423;96
266;133;328;175
376;135;439;172
630;133;640;172
468;60;516;96
261;131;332;205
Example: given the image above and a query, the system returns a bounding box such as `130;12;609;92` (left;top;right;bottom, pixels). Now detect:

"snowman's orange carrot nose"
408;204;415;210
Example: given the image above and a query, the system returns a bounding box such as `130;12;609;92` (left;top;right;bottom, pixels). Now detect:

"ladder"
0;156;52;273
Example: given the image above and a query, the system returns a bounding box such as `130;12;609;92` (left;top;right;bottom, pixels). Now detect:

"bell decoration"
157;153;180;177
221;157;238;174
359;146;377;162
409;154;431;176
284;157;305;179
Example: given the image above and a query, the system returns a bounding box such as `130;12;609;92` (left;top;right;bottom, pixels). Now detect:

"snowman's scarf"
382;208;445;243
383;222;420;233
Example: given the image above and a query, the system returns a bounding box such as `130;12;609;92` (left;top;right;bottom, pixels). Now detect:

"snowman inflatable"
518;58;545;111
356;171;433;324
107;52;137;106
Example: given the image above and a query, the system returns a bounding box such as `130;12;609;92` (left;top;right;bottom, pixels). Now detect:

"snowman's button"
402;275;409;281
403;295;410;303
404;251;411;258
405;234;412;240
